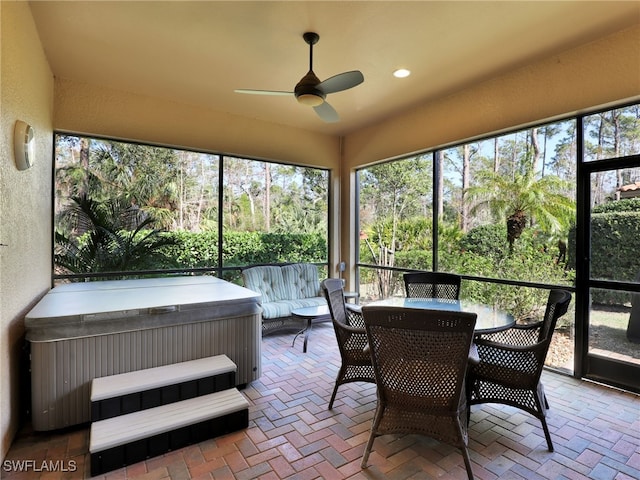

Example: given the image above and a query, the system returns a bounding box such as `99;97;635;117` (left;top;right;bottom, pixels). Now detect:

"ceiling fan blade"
313;101;339;123
234;89;293;96
317;70;364;95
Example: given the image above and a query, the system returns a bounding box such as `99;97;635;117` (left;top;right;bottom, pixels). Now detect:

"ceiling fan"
235;32;364;123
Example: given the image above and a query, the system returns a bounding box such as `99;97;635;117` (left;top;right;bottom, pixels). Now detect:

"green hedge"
159;230;327;269
592;197;640;214
590;211;640;305
590;211;640;283
568;199;640;305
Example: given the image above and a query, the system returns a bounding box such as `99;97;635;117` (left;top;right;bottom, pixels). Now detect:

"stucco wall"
54;78;340;170
0;1;54;459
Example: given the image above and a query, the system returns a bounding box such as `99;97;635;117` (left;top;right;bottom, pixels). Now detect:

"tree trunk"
531;127;541;175
436;150;444;220
507;210;527;252
264;163;271;231
80;138;90;197
461;145;470;232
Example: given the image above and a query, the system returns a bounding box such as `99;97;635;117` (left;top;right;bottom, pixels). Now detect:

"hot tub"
25;276;262;431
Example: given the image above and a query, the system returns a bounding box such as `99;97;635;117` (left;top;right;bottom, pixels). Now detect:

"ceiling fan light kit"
235;31;364;122
297;94;324;107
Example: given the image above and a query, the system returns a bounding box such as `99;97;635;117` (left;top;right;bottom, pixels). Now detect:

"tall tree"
461;144;471;232
436;150;444;220
359;156;431;296
264;163;271;231
57;138;182;229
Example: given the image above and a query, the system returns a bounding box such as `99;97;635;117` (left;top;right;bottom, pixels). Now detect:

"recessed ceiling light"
393;68;411;78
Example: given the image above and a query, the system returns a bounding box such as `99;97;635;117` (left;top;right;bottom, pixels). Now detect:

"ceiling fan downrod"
295;32;324;106
303;31;319;70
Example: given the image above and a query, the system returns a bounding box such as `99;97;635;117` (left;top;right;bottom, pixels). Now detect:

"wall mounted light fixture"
14;120;35;170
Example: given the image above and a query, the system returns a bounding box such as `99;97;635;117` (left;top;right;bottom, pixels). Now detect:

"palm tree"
465;170;574;253
55;195;178;277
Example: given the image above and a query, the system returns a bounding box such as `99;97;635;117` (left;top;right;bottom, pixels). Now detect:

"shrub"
159;231;327;269
444;227;572;321
568;200;640;305
458;224;508;260
592;197;640;213
395;249;432;270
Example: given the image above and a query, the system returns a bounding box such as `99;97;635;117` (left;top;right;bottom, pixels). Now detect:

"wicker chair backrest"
362;306;476;411
539;289;572;343
403;272;461;300
322;278;349;326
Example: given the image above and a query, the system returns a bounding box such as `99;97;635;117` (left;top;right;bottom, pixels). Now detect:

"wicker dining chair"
403;271;462;299
321;278;375;409
360;305;477;479
467;289;572;452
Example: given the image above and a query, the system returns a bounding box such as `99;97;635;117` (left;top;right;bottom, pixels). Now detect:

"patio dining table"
364;297;515;334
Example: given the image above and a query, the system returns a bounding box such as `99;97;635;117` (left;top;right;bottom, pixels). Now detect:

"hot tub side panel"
29;313;261;431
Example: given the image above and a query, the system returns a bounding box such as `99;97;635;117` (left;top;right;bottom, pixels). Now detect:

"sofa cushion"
242;266;288;303
281;263;321;300
260;297;326;319
242;263;326;322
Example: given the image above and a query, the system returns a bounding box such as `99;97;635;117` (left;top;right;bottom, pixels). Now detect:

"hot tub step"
90;388;249;476
91;355;237;421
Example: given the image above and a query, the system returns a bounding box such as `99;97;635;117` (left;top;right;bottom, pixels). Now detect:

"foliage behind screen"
358;104;640;301
54;136;329;278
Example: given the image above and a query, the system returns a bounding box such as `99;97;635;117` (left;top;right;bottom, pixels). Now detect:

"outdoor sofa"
241;263;327;335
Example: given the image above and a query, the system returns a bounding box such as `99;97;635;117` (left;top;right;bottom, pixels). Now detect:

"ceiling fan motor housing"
294;71;325;106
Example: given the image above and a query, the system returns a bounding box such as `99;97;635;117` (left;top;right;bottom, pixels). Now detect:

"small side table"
291;305;331;353
344;291;359;304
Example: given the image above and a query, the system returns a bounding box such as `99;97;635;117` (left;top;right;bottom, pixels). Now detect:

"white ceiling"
29;1;640;136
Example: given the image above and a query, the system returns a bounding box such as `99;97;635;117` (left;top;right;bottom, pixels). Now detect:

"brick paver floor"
3;322;639;479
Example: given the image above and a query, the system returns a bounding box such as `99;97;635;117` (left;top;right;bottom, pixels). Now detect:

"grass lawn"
589;306;640;361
